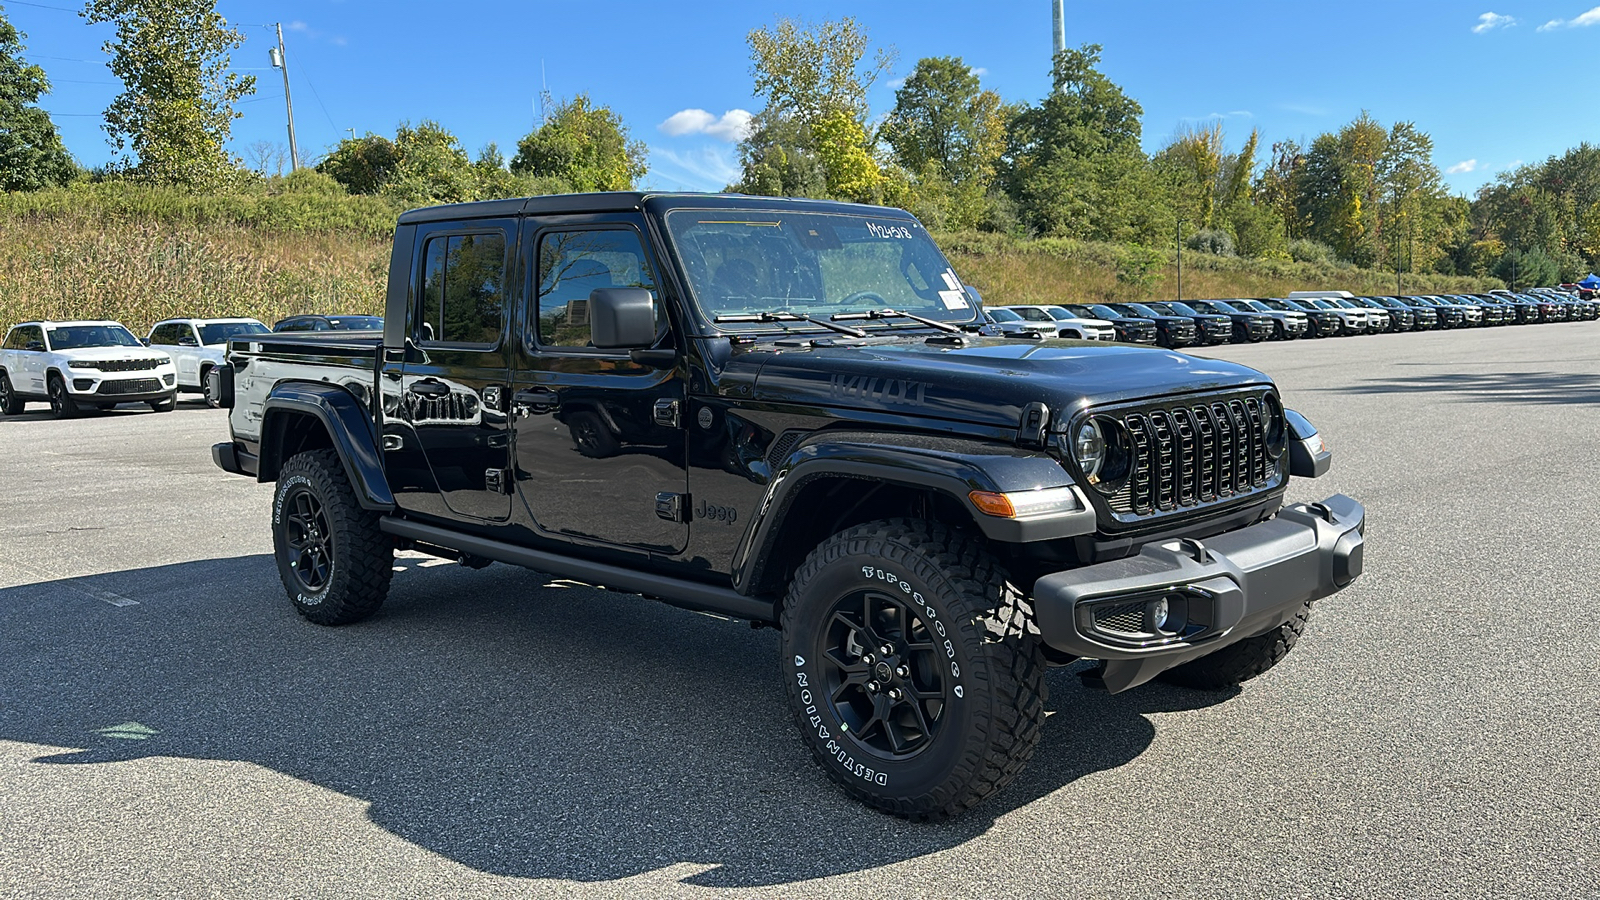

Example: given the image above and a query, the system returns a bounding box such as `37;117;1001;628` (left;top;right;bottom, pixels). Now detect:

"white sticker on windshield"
941;269;961;291
865;221;915;240
939;290;969;310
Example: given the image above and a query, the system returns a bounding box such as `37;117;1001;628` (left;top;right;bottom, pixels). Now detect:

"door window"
535;229;657;348
149;323;182;345
417;232;507;347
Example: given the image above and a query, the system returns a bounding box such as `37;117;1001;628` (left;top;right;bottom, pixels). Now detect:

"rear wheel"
780;519;1046;820
201;366;220;408
47;374;78;419
272;449;393;625
0;372;22;415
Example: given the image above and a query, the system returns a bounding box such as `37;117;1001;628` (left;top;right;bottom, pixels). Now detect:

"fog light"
1151;597;1169;630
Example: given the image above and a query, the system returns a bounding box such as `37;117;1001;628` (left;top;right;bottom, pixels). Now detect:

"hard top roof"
395;191;916;225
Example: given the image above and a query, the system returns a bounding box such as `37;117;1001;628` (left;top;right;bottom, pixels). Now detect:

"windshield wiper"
830;308;961;334
713;310;867;338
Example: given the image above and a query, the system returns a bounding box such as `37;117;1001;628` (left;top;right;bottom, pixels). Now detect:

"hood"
746;336;1271;430
55;346;172;365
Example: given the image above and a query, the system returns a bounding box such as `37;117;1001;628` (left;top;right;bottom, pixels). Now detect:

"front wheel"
780;519;1046;820
47;374;78;419
149;393;176;412
272;449;393;625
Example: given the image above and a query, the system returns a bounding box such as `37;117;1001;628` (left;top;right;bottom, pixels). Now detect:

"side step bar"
379;517;778;625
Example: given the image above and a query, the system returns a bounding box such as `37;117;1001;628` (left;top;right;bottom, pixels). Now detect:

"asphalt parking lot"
2;324;1597;899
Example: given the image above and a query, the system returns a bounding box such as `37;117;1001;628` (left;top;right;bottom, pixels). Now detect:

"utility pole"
1052;0;1066;60
270;24;300;171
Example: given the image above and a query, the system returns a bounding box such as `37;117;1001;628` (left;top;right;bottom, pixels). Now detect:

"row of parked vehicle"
983;288;1598;349
0;314;383;419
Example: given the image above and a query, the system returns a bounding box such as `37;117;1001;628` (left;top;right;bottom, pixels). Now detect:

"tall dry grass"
0;209;389;334
0;185;1506;334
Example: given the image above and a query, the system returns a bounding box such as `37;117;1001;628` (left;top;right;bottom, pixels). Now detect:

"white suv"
0;320;178;418
147;318;270;404
1002;305;1117;341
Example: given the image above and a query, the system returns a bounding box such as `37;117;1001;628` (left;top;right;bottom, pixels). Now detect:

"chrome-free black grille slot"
1102;392;1281;521
88;359;161;372
98;378;161;395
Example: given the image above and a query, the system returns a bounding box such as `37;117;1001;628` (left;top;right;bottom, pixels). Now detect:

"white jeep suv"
1002;305;1117;341
0;320;178;418
146;317;270;405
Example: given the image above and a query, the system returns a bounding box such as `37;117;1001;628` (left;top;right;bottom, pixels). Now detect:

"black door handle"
512;388;559;415
410;379;450;398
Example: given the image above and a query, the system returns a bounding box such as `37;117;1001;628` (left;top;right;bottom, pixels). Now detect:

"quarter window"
536;229;657;348
417;232;507;346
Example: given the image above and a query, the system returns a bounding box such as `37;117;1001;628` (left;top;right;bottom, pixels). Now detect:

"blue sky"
8;1;1600;196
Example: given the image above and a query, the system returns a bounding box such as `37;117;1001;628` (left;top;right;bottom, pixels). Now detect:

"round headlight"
1263;393;1286;456
1073;420;1105;480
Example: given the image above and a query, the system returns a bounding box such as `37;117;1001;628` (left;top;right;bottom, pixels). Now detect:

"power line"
5;0;80;11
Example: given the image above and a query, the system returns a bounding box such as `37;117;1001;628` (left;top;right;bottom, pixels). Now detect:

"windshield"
1061;304;1097;319
987;307;1022;322
1088;304;1123;319
664;210;977;329
1240;300;1273;313
327;316;383;330
1162;302;1205;316
46;324;142;350
198;321;269;345
1045;308;1077;321
1124;303;1161;317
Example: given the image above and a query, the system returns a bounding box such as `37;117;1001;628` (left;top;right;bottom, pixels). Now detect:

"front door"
394;220;516;523
511;216;688;553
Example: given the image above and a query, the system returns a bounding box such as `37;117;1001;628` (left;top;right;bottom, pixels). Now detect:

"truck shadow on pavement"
1320;370;1600;405
2;554;1237;888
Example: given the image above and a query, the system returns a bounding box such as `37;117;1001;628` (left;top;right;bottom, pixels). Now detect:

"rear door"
393;219;517;523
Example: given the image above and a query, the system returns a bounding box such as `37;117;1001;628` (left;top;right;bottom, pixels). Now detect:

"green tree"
81;0;255;189
511;94;647;192
881;56;1008;228
736;17;893;203
1296;112;1387;265
316;133;399;195
1494;246;1559;287
1001;44;1166;242
0;7;75;190
384;119;475;206
1376;121;1447;274
746;17;893;127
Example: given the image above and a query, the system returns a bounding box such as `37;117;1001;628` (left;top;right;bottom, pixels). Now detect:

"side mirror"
24;340;43;352
589;288;657;349
178;336;198;347
141;338;152;346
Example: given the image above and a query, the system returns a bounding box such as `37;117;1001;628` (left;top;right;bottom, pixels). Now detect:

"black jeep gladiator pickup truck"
210;192;1365;820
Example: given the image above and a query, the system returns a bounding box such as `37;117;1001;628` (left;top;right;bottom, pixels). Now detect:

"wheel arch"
259;382;394;512
730;431;1093;598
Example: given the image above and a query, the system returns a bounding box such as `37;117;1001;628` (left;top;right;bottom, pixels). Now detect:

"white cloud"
658;109;753;142
1472;11;1516;32
1446;159;1478;174
1538;5;1600;29
971;67;989;77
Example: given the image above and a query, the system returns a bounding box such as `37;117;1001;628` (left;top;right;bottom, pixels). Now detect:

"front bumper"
1031;494;1365;692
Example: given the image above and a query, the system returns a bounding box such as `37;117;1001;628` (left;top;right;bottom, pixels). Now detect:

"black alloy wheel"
281;485;335;594
816;588;950;760
0;372;21;415
47;374;78;419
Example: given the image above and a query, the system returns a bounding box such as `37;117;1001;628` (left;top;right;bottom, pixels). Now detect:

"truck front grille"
1100;392;1284;522
98;378;162;395
80;359;162;372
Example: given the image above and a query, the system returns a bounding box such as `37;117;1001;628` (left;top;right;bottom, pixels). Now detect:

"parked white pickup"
0;320;178;418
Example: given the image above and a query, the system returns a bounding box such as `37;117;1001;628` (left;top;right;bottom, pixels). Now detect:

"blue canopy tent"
1579;273;1600;289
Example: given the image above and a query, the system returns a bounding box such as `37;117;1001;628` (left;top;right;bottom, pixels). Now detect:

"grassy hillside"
0;185;1502;334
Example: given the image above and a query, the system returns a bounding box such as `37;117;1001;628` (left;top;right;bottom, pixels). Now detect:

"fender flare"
730;431;1095;594
260;381;395;512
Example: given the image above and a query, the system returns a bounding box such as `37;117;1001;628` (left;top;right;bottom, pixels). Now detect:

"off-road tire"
47;373;78;419
0;372;22;415
780;518;1046;821
1159;601;1312;690
148;393;176;412
272;449;392;625
568;410;620;458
